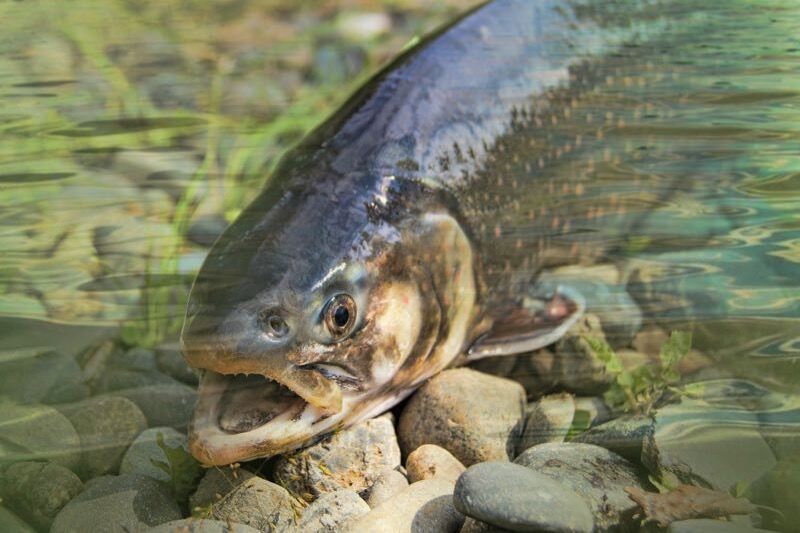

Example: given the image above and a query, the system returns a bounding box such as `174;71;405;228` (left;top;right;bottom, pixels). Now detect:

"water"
0;0;799;530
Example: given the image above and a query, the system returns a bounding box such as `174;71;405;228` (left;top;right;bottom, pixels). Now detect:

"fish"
181;0;682;465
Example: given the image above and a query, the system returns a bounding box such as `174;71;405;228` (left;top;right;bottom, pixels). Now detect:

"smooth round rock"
454;462;593;533
0;401;81;471
190;467;256;511
366;469;409;509
274;416;401;501
50;474;181;533
0;461;83;531
517;393;575;455
297;489;370;532
57;396;147;478
113;382;197;430
407;444;466;484
210;475;295;532
347;479;464;533
571;415;654;463
398;368;525;467
515;443;647;531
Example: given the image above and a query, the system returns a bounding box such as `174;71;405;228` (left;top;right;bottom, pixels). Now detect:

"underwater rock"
0;401;81;471
57;396;147;479
50;474;181;533
552;314;615;395
517;393;575;455
113;382;197;430
642;400;777;492
187;214;228;248
155;341;199;386
0;506;35;533
406;444;466;485
0;349;89;405
93;346;176;394
346;479;464;533
119;427;200;492
274;415;401;501
573;396;613;428
454;461;593;533
296;489;371;532
150;518;260;533
365;469;409;509
190;467;256;511
747;450;800;531
667;519;771;532
398;368;525;466
0;461;83;531
209;475;295;533
572;415;654;463
515;442;647;531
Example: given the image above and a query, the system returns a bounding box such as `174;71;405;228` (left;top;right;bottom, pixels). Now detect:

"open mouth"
217;374;307;434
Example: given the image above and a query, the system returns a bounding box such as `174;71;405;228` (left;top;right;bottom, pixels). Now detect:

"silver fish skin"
181;0;666;465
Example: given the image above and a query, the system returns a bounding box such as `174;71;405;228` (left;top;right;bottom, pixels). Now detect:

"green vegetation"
151;432;203;503
587;331;692;415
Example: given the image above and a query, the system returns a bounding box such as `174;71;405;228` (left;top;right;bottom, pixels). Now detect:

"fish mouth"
188;366;361;465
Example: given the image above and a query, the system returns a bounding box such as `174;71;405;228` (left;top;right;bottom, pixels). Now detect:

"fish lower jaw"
188;370;343;465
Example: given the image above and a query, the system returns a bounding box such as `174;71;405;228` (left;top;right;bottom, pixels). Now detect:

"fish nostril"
259;309;290;339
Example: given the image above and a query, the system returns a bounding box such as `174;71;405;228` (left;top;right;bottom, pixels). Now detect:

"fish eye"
323;294;356;339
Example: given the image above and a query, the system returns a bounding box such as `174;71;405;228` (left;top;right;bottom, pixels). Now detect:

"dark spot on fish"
11;80;76;88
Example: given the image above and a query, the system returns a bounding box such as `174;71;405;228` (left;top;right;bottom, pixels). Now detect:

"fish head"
181;176;476;465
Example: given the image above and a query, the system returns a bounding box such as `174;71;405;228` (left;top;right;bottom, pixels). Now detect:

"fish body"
182;0;670;465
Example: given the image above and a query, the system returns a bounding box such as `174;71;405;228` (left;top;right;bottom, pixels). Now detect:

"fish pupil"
333;305;349;328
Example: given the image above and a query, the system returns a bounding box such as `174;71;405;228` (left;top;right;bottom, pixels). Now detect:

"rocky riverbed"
1;309;797;532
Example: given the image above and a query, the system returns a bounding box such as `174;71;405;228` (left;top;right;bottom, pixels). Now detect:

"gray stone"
668;519;770;532
517;393;575;455
50;474;181;533
155;341;199;385
57;395;147;478
407;444;466;485
119;427;201;497
571;415;654;463
297;489;370;532
643;400;776;492
0;348;89;405
0;461;83;531
93;347;176;393
187;214;228;247
454;462;593;533
573;397;612;428
552;314;615;395
398;368;525;467
515;443;646;531
459;518;507;532
113;382;197;430
747;451;800;531
0;506;35;533
0;401;81;471
347;479;464;533
210;475;296;532
150;518;260;533
274;416;401;501
366;469;409;509
190;467;256;511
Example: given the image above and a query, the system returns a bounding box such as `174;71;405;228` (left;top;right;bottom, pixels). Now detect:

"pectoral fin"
467;285;585;360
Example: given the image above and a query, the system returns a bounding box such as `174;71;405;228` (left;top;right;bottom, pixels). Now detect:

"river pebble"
668;519;771;532
407;444;466;484
366;469;409;509
517;393;575;455
572;415;654;463
0;506;35;533
296;489;370;532
119;426;200;495
190;466;256;511
552;314;614;395
113;381;197;430
50;474;181;533
346;479;464;533
515;442;647;531
93;346;176;393
745;449;799;531
454;461;593;533
57;395;147;479
155;341;199;385
0;349;89;405
642;400;776;492
274;415;401;501
209;475;296;532
0;461;83;531
0;401;81;471
398;368;525;466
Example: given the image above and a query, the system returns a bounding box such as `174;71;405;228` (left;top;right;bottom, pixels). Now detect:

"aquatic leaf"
150;432;202;502
660;331;692;370
625;484;756;527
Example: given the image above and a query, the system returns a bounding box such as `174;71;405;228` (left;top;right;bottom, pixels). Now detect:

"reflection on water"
0;0;799;530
